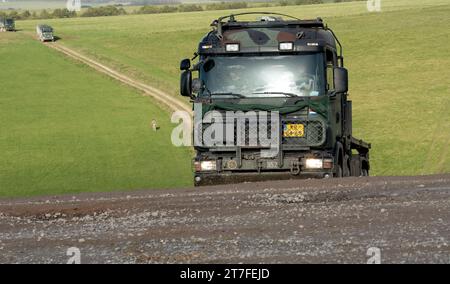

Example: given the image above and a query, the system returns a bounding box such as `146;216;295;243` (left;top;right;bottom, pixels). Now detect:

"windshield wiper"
202;85;245;98
252;92;298;97
211;92;246;98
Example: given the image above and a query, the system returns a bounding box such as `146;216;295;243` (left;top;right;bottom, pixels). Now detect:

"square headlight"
226;43;240;52
279;42;294;51
305;158;323;169
194;161;217;172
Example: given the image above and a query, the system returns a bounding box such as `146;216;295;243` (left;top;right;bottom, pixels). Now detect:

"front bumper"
194;170;332;186
193;151;335;186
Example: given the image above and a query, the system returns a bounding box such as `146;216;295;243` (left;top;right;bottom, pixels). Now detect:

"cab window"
326;49;336;91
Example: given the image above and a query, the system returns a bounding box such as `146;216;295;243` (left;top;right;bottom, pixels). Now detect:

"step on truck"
179;12;371;186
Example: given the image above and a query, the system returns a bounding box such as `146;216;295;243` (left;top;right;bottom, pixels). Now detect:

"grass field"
16;0;450;177
0;32;192;197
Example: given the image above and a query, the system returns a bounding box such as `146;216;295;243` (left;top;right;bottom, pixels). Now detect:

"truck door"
326;48;342;140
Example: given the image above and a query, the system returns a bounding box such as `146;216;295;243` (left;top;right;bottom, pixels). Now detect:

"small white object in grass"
151;119;159;131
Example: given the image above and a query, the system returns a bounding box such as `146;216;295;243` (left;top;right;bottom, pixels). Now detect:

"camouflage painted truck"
179;13;371;186
0;17;15;32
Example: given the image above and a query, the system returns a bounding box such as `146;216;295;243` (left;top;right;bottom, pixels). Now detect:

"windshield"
199;54;325;98
6;19;13;24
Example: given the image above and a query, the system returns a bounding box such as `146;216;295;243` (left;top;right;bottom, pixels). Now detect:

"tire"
334;164;343;178
361;168;369;177
343;156;351;177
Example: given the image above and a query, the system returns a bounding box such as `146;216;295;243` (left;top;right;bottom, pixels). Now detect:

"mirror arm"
328;90;337;98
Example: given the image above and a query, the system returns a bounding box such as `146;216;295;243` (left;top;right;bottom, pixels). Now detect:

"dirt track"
46;42;192;114
0;175;449;264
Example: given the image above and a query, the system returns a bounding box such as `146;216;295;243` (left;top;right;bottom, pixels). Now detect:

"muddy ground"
0;175;449;264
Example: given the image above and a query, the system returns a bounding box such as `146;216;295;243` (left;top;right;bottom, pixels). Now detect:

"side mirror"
334;67;348;93
180;70;192;97
180;58;191;71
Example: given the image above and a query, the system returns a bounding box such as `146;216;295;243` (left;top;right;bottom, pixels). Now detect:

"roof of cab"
37;24;53;32
198;12;339;55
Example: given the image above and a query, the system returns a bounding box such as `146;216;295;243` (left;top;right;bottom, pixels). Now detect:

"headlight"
194;161;217;172
323;159;334;169
226;43;240;52
279;42;294;51
305;158;323;169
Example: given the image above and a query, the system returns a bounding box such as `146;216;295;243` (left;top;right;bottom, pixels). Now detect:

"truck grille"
197;112;326;148
282;120;326;147
197;120;276;147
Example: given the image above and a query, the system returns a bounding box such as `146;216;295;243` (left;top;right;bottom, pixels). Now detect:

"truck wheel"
361;169;369;177
343;156;351;177
334;165;343;178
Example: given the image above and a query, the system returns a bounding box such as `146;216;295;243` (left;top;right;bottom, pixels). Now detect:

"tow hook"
290;162;301;176
257;160;263;173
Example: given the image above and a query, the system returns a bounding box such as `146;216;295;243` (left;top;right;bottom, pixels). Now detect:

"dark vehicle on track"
36;24;55;42
180;13;371;186
0;17;15;32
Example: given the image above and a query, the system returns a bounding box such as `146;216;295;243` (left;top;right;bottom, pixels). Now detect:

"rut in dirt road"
0;175;449;264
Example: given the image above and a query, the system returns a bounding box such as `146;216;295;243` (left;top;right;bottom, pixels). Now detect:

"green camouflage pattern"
222;28;300;48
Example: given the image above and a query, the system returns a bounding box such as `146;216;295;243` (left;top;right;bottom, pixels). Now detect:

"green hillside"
0;33;192;197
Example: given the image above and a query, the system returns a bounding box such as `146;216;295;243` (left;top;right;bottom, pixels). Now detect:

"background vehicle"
0;17;15;32
36;24;55;42
180;12;371;186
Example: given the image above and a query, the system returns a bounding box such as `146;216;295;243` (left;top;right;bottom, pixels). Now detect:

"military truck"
0;17;15;32
36;25;55;42
180;12;371;186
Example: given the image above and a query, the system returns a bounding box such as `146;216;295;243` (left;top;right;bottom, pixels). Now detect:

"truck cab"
180;13;371;186
0;18;15;32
